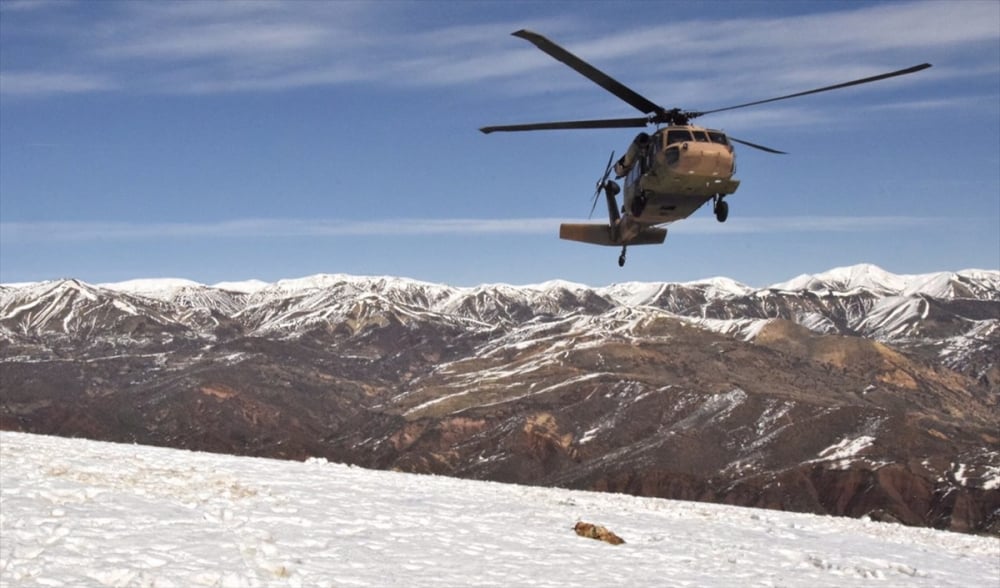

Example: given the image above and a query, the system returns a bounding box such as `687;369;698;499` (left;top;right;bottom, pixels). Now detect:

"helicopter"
481;30;931;267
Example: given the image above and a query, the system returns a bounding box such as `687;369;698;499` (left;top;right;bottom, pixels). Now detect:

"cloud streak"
0;72;116;96
1;216;945;243
1;0;995;102
0;218;562;242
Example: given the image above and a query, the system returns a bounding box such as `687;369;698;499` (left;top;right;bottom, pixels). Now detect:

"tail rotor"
589;150;618;219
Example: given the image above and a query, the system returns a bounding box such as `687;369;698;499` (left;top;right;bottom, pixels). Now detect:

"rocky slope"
1;264;997;533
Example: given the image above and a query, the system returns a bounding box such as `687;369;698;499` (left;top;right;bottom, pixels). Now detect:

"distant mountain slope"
1;265;997;534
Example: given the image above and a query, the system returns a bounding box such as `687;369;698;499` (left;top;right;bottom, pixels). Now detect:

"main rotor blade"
729;137;787;155
691;63;932;118
513;29;664;116
480;117;649;134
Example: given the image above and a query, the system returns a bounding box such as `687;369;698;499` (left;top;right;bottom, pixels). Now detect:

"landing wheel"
618;246;627;267
714;199;729;223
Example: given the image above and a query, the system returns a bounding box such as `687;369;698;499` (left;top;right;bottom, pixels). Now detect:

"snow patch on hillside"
212;279;270;293
101;278;205;299
680;276;755;297
818;435;877;461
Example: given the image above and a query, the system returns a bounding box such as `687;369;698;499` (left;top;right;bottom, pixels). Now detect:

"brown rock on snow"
574;521;625;545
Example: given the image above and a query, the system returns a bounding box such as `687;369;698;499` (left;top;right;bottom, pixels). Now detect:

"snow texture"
2;432;997;588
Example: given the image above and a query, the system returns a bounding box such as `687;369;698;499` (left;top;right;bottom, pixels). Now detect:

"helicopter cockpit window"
692;131;710;142
707;131;729;145
666;129;692;145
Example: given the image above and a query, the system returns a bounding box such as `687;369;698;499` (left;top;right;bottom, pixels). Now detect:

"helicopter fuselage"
617;125;740;226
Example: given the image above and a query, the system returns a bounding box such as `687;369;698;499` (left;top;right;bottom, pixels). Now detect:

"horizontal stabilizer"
630;226;668;245
559;224;667;246
560;223;615;246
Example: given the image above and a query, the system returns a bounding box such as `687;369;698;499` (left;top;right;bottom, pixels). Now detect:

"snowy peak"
597;277;753;308
770;264;909;295
901;269;1000;300
0;279;176;337
100;278;206;300
768;263;1000;299
678;276;754;297
263;273;450;297
210;279;270;294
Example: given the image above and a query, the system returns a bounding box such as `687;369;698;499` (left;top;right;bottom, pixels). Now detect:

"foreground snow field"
1;432;996;587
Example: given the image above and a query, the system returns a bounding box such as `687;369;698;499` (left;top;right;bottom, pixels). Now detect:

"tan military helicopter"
481;30;931;267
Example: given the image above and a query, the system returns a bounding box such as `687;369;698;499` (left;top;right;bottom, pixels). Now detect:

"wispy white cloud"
0;0;64;12
100;22;330;61
2;0;994;101
0;215;947;243
510;3;995;82
864;95;994;113
0;218;562;242
0;72;116;96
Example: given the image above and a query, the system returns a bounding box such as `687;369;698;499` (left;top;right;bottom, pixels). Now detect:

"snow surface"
2;432;997;588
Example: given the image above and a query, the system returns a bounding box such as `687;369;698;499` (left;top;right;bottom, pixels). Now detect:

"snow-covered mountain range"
2;263;995;377
4;431;997;587
1;264;998;534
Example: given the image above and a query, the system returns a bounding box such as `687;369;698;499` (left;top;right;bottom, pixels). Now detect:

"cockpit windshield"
666;129;692;145
707;131;729;145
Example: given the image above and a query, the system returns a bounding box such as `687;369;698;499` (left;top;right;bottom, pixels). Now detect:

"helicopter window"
664;146;680;165
666;129;692;145
692;131;710;142
707;131;729;145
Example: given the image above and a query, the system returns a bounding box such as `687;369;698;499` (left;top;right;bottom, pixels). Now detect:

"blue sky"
1;0;997;287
